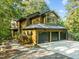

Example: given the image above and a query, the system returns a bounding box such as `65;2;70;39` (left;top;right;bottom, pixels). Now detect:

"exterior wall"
19;17;45;28
20;20;27;28
32;30;37;45
46;12;58;24
11;30;18;39
15;12;59;29
21;29;66;44
32;17;41;24
32;16;48;24
21;30;37;44
11;28;66;44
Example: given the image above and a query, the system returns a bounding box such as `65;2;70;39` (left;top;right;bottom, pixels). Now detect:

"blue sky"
45;0;68;19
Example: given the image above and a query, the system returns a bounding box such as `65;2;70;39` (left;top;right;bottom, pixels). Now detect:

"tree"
65;0;79;40
0;0;49;41
65;0;79;11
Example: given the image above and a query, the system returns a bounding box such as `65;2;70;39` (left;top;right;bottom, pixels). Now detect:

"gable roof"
22;24;66;30
16;10;59;22
16;12;39;22
40;10;59;18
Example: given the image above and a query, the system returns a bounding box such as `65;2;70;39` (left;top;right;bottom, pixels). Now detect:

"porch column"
39;17;41;24
36;31;38;44
18;22;21;34
11;30;14;38
44;18;46;24
58;32;61;40
50;32;52;42
32;30;37;45
66;30;68;40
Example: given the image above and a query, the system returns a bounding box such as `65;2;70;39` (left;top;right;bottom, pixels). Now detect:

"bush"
18;33;32;45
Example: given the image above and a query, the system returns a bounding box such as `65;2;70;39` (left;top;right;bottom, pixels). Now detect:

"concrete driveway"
11;40;79;59
39;40;79;59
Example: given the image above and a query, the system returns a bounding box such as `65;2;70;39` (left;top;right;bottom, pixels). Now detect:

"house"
10;10;67;45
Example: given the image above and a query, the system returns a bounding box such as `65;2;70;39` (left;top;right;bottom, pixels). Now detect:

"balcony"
10;20;18;30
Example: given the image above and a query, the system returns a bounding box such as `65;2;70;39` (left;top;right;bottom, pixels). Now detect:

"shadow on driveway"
38;53;73;59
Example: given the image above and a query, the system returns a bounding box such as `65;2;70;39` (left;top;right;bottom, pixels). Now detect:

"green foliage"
57;20;65;26
0;0;49;42
65;0;79;40
47;19;65;27
65;0;79;11
65;8;79;40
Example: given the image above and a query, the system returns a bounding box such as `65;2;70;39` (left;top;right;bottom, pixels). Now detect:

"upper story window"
46;13;58;24
32;18;40;24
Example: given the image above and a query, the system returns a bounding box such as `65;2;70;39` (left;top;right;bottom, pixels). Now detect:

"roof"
40;10;59;18
22;24;66;30
17;10;59;22
16;12;39;22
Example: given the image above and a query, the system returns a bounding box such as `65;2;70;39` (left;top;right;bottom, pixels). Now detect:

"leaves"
0;0;49;40
65;0;79;11
65;8;79;40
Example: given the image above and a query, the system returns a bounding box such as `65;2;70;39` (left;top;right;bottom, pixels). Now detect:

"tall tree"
0;0;49;40
65;0;79;40
65;0;79;11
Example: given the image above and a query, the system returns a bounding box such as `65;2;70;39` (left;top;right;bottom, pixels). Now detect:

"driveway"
11;40;79;59
39;40;79;59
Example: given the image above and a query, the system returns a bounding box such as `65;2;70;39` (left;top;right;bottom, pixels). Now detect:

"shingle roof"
22;24;66;30
16;12;39;22
16;10;59;22
40;10;59;18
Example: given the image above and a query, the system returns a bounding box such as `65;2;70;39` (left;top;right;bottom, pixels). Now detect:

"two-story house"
10;10;67;45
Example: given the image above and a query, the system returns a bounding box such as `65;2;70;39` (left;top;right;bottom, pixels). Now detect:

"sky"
45;0;68;19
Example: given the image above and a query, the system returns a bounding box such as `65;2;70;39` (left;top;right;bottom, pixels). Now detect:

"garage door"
38;32;50;43
51;32;59;41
